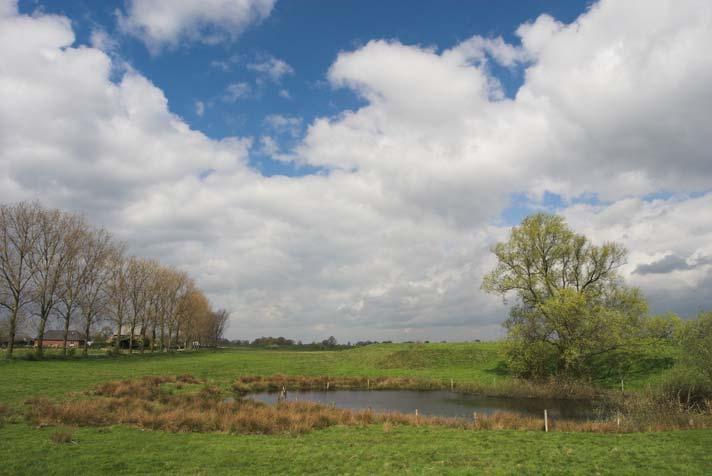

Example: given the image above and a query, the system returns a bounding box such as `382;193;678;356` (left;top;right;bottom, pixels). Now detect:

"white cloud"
210;54;240;72
1;0;711;342
119;0;276;52
90;28;119;54
263;114;302;138
195;100;205;117
223;82;251;102
247;55;294;82
259;135;279;156
562;194;712;316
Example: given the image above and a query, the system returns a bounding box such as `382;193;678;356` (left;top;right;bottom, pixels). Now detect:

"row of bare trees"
0;202;229;357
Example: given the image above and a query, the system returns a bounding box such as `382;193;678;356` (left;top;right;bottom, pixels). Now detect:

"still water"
249;390;602;421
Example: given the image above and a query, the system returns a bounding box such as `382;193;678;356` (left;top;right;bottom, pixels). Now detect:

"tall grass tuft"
50;429;74;444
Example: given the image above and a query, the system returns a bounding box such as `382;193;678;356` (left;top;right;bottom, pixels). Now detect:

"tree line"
0;202;229;357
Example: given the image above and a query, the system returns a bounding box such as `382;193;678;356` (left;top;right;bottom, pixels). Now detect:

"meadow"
1;343;710;475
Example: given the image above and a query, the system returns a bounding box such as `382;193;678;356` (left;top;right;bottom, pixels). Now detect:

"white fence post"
544;409;549;432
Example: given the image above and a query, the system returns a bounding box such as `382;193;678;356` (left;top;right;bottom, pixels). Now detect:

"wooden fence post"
544;409;548;432
451;378;454;391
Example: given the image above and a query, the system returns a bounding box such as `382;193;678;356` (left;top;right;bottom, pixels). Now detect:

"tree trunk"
35;314;48;356
129;323;135;354
150;325;156;352
139;325;147;354
62;313;71;356
114;316;123;352
83;318;92;356
6;306;18;358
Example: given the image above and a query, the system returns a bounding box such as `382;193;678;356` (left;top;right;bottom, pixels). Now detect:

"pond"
248;390;603;421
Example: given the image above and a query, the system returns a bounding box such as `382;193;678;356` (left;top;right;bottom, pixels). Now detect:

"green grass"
0;343;702;475
1;423;711;475
0;344;508;405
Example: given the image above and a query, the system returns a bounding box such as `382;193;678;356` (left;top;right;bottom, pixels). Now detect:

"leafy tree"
681;311;712;381
483;213;647;378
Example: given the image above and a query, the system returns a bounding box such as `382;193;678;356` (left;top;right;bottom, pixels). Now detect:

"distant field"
1;343;702;475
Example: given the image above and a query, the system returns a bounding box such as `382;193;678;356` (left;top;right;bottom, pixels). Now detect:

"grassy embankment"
2;343;708;475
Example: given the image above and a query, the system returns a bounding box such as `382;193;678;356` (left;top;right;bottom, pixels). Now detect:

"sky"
1;0;711;342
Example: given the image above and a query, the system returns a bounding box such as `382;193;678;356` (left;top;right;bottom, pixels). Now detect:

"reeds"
24;375;712;435
231;374;603;400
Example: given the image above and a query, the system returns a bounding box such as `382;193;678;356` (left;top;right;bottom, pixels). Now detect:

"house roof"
42;330;86;341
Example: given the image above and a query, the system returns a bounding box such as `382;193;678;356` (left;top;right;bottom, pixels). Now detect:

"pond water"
248;390;603;421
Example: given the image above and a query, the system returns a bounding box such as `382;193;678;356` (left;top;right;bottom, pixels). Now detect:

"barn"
36;330;87;348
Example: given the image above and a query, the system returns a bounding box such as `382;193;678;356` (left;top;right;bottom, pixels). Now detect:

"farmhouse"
36;330;87;348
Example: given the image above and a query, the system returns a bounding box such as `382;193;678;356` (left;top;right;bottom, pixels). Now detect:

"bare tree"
106;251;129;352
163;269;190;351
77;229;119;355
209;309;230;348
55;219;91;355
137;259;160;353
0;202;41;357
0;200;224;358
30;208;84;356
125;257;152;353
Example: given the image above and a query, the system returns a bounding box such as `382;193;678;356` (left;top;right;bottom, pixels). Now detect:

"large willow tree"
482;213;647;378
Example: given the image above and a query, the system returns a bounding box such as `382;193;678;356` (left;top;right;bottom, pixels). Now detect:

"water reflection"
249;390;602;421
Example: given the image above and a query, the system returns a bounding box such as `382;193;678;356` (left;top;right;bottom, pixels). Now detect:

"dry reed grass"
24;375;712;435
50;429;74;444
231;374;603;400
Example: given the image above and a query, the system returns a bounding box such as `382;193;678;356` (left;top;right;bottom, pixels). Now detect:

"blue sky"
19;0;590;181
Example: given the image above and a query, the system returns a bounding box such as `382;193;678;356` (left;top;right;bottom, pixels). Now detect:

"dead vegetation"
23;374;712;435
231;374;604;400
49;429;75;444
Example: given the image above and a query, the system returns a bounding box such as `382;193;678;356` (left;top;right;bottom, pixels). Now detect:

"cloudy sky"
1;0;711;342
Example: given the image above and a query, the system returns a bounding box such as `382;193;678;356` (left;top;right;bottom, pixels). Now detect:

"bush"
658;367;712;412
681;311;712;380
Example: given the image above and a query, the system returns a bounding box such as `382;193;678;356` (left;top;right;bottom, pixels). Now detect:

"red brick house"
35;330;87;348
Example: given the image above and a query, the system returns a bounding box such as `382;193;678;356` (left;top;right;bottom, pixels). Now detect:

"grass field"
0;343;508;405
1;343;708;475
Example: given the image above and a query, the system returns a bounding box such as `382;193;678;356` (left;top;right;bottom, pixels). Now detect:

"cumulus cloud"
562;194;712;316
119;0;276;52
1;0;711;342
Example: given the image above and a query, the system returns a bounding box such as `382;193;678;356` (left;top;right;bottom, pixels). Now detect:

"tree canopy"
483;213;648;378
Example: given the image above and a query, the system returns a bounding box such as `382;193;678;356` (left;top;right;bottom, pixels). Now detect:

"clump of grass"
50;429;74;444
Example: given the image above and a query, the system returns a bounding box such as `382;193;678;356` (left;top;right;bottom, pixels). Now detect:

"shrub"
658;367;712;412
681;311;712;380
